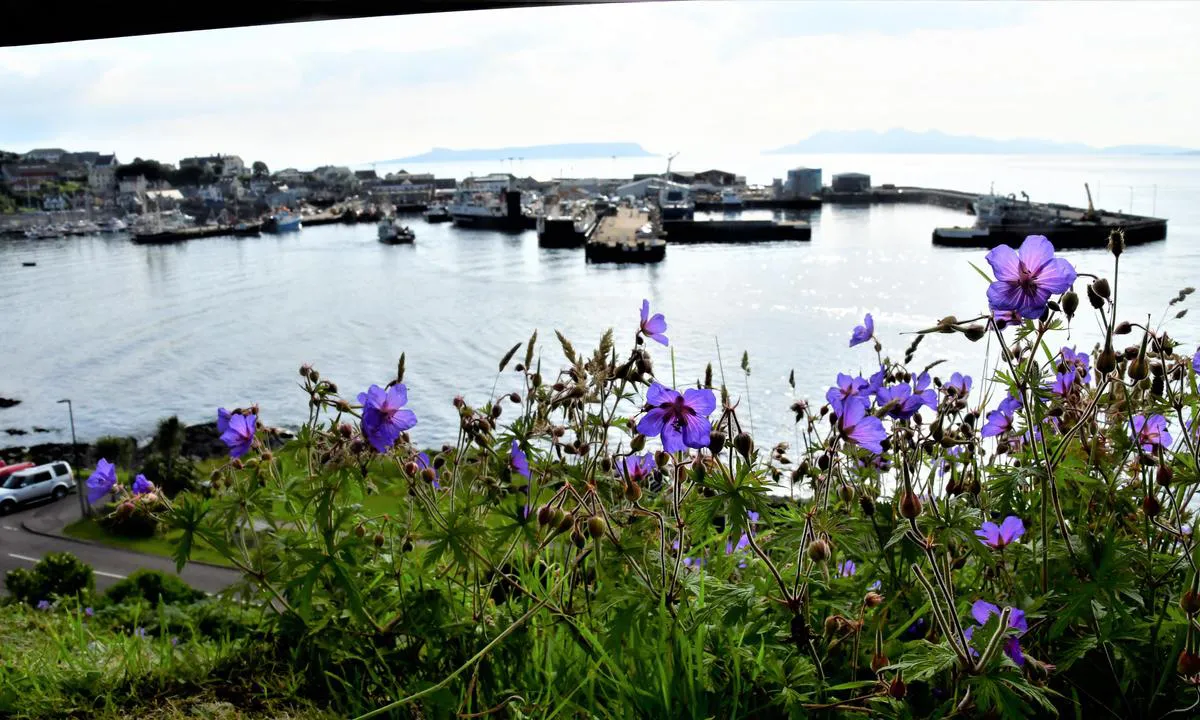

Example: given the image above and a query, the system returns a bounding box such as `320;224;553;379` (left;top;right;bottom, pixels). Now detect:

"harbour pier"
585;206;665;264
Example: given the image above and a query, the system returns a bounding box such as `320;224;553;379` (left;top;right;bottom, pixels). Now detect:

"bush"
138;452;197;497
103;569;205;607
96;496;160;538
4;552;94;606
92;435;136;469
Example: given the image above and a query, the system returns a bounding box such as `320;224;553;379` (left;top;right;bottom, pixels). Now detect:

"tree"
252;161;269;177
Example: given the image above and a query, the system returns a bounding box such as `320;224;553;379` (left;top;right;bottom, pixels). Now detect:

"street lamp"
57;399;87;518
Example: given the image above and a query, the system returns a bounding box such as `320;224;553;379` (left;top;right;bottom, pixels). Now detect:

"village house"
179;154;245;179
88;154;120;195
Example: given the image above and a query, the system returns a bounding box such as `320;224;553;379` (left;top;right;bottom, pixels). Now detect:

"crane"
665;152;679;179
1083;183;1098;221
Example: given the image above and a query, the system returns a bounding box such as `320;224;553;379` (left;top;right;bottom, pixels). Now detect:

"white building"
179;154;244;179
461;173;515;193
273;168;306;185
118;175;147;196
615;177;690;200
88;154;119;194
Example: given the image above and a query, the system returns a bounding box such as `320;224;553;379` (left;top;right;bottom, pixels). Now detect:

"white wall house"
88;154;119;194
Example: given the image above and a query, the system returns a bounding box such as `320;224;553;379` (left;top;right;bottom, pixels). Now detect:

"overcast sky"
2;1;1197;169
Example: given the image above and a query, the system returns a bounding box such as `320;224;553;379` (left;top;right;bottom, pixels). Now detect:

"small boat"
98;218;128;233
22;261;36;267
264;210;302;233
378;219;415;244
424;204;452;223
232;221;262;237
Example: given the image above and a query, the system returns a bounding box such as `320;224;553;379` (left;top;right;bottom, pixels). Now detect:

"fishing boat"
97;218;127;233
378;219;415;244
264;210;302;233
537;199;597;248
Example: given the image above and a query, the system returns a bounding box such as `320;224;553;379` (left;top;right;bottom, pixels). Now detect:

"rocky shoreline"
0;420;293;466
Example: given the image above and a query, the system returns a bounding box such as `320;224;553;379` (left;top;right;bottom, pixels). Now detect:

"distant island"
382;143;656;164
765;129;1197;155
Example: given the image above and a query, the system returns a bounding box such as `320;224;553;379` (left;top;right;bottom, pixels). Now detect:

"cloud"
2;1;1197;168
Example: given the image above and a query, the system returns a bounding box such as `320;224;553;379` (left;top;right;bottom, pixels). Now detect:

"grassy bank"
62;518;233;568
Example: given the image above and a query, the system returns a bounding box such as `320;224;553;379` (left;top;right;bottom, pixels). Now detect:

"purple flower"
876;373;937;420
965;600;1027;666
1048;372;1074;397
945;372;972;398
86;459;117;504
826;373;869;415
985;235;1077;319
976;516;1025;549
620;453;656;485
870;580;882;591
36;599;50;610
981;394;1022;438
1194;349;1200;374
901;618;928;640
1132;414;1172;453
1061;346;1091;384
510;440;530;478
135;627;147;639
220;412;257;458
357;384;417;453
639;299;668;346
85;607;94;617
725;533;750;555
131;474;154;496
170;636;178;647
992;308;1022;328
415;452;439;489
838;559;857;577
216;407;231;434
849;313;874;347
636;382;716;452
746;510;760;524
866;367;887;397
838;397;887;454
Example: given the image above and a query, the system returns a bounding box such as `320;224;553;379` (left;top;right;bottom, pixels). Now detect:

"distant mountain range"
382;143;656;164
765;129;1198;155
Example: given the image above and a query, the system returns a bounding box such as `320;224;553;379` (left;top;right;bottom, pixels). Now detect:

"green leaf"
891;639;959;681
968;260;995;284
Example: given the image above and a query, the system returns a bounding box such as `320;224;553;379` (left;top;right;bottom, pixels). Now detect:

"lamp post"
57;399;87;518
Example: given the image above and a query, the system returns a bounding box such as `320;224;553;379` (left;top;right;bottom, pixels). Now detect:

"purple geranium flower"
357;384;417;453
415;452;439;489
901;618;928;640
964;600;1028;666
992;308;1023;328
870;579;882;591
86;459;117;504
838;559;857;577
636;382;716;452
945;372;972;398
135;627;147;639
1061;346;1091;384
838;397;887;454
36;599;50;610
131;474;154;496
725;533;750;555
985;235;1077;319
976;516;1025;549
826;373;869;415
510;440;530;478
1194;348;1200;374
620;453;656;485
220;412;257;459
217;407;231;434
1132;414;1172;453
866;367;887;397
849;313;874;347
1048;372;1074;397
981;394;1022;438
85;607;93;617
639;299;668;346
877;373;937;420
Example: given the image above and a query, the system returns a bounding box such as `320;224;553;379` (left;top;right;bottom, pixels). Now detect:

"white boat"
98;218;127;233
719;189;744;208
658;185;694;220
423;203;451;223
449;177;527;230
267;210;302;233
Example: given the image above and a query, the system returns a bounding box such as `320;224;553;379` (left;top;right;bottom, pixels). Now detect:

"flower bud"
1128;356;1149;382
1114;321;1132;335
1061;291;1079;319
887;676;907;699
587;515;607;539
600;456;612;473
630;434;646;452
557;511;575;535
1108;230;1125;258
509;392;521;403
654;450;671;468
1157;465;1174;487
708;430;727;454
1097;345;1117;375
1092;278;1111;299
899;490;922;520
871;652;889;673
532;372;543;388
1143;494;1161;518
325;381;338;394
824;615;843;636
354;524;365;538
421;468;437;484
1086;283;1103;309
232;458;244;470
300;364;312;377
859;495;875;516
1178;649;1200;676
514;363;525;373
838;484;855;504
864;591;884;608
373;533;385;548
537;504;554;526
733;432;754;460
1181;589;1200;616
452;395;464;408
490;403;503;419
817;453;831;471
571;529;586;549
552;382;566;392
404;461;418;475
307;368;320;382
807;538;832;563
963;324;987;342
625;481;642;502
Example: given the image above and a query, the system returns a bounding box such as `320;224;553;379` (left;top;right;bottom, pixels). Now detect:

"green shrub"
103;569;205;607
138;452;197;497
3;552;94;606
96;497;159;538
92;435;136;468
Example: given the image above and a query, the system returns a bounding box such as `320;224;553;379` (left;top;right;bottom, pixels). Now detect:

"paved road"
0;492;241;595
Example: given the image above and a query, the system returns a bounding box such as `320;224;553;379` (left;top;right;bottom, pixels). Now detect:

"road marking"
8;553;126;580
2;525;18;531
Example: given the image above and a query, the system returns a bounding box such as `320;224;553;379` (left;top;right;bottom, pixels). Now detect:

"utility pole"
57;399;87;518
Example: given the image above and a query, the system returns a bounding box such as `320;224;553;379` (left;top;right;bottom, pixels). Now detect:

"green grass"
62;518;234;568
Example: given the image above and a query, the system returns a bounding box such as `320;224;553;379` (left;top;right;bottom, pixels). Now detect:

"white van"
0;461;76;515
